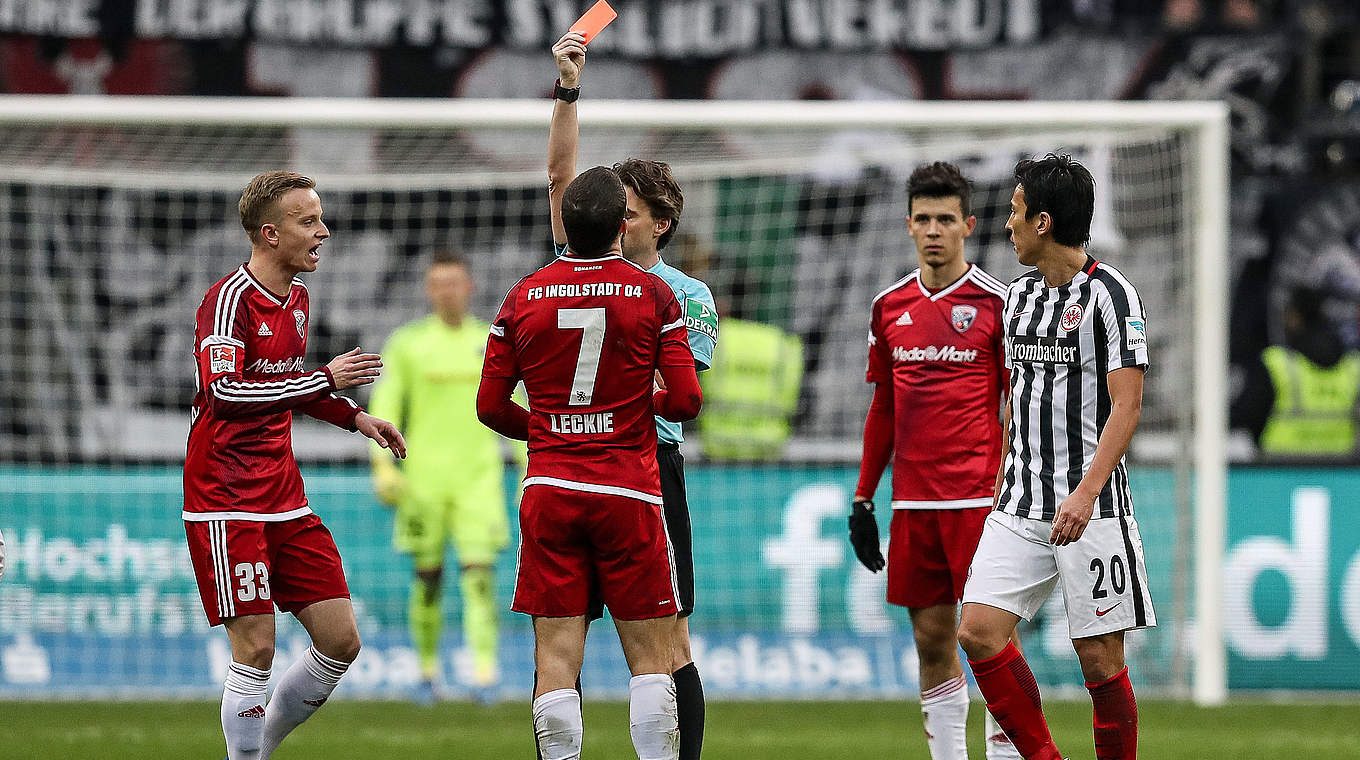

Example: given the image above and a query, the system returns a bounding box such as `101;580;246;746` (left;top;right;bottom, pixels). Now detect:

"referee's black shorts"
587;442;694;621
656;442;695;618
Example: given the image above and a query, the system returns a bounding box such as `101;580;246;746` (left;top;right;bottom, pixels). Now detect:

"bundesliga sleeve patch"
1124;316;1147;351
209;344;237;374
684;297;719;341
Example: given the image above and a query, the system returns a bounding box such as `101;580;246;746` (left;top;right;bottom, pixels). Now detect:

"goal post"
0;96;1228;702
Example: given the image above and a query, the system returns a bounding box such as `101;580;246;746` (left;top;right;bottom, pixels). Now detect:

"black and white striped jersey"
997;255;1148;521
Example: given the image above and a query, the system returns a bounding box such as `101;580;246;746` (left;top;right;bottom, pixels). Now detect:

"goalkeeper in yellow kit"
369;250;519;702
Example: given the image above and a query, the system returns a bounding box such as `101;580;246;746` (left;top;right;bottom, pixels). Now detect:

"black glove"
848;498;885;572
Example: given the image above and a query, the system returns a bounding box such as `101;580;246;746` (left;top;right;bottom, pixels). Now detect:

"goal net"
0;97;1227;703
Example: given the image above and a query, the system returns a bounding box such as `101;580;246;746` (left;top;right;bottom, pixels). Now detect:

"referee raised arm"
957;154;1153;760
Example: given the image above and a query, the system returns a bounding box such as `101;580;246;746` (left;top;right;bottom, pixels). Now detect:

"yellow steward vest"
698;318;803;461
1259;345;1360;455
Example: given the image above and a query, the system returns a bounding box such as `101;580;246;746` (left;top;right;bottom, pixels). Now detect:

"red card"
570;0;618;44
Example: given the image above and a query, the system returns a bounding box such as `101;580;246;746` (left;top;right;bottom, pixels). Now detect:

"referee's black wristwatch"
554;79;580;103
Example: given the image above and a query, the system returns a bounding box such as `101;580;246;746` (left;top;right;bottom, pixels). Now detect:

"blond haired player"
184;171;405;760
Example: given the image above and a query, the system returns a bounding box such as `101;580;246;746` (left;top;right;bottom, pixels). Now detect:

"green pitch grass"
3;698;1357;759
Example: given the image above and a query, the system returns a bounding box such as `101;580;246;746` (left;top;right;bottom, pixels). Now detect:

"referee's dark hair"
613;158;684;251
907;161;972;217
562;166;627;257
1014;153;1095;248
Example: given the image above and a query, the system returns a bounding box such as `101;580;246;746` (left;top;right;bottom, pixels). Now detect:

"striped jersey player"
998;258;1149;523
959;154;1152;760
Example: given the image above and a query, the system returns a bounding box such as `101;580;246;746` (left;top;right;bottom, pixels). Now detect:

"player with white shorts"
958;154;1153;760
966;512;1155;640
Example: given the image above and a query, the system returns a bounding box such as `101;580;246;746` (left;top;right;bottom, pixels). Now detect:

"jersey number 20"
558;308;605;406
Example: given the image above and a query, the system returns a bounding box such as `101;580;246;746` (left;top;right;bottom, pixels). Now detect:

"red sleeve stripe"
213;371;330;402
969;267;1009;296
199;335;245;350
870;271;916;307
216;370;329;395
213;270;251;338
216;368;330;393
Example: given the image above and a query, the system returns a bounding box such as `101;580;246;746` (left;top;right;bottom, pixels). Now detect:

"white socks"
920;675;970;760
629;673;679;760
532;675;675;760
918;676;1023;760
984;709;1023;760
259;647;349;759
533;688;583;760
222;662;270;760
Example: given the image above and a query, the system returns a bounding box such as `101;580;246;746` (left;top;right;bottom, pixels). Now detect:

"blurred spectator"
697;308;804;462
666;232;806;461
1164;0;1269;31
1237;287;1360;458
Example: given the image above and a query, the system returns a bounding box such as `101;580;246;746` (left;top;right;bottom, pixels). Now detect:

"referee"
957;154;1153;760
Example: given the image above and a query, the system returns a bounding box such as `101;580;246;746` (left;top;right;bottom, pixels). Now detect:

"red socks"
968;642;1062;760
1087;666;1138;759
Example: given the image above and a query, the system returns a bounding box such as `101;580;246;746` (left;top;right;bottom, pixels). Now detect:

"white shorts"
962;511;1156;639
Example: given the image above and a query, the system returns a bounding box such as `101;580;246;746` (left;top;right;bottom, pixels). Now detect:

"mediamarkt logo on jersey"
247;356;305;374
892;345;978;363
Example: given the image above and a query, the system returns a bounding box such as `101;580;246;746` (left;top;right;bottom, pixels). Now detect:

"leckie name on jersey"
548;412;615;434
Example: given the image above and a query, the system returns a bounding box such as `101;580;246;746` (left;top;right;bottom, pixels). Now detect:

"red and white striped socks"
920;675;970;760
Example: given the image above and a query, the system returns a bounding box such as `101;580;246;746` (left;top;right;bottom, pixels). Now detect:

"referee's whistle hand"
1050;492;1095;546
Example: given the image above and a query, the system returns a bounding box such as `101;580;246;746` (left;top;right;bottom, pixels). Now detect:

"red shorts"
887;506;991;609
184;513;350;626
512;485;678;621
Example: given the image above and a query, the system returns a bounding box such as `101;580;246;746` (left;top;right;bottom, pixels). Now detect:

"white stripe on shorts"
656;501;681;607
211;521;234;619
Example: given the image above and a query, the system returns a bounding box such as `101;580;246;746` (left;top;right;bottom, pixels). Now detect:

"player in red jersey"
849;163;1022;760
477;166;701;760
184;171;405;760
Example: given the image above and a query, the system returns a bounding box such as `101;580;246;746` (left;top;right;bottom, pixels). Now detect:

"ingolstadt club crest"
951;304;978;333
293;309;307;338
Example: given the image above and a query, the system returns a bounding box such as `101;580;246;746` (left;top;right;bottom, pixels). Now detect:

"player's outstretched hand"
357;412;407;460
1050;490;1096;546
848;499;885;572
327;347;383;389
553;31;587;88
